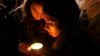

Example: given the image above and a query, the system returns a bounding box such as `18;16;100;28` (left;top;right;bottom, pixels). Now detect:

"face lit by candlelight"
44;21;60;38
30;3;60;38
43;14;60;38
30;2;44;20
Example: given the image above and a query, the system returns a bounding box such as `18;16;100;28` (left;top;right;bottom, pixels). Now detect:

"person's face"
43;13;60;38
30;3;60;38
30;2;44;20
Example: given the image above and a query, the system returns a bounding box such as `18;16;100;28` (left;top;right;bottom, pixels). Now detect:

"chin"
48;32;59;38
51;34;58;38
34;18;42;20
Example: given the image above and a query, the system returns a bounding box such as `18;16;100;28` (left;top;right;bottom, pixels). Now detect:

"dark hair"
24;0;47;19
3;0;16;11
20;0;47;43
3;0;16;5
43;0;80;33
43;0;80;53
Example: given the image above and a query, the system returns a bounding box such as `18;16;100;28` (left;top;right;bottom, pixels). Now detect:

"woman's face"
30;2;44;20
43;14;60;38
30;3;60;38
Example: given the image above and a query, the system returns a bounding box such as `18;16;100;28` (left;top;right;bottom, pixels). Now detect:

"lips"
48;31;52;35
48;31;53;36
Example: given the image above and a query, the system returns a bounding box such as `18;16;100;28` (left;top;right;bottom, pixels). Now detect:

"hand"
18;43;30;54
18;42;42;56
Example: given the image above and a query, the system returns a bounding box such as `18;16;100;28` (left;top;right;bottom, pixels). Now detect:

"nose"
39;13;44;19
44;24;49;31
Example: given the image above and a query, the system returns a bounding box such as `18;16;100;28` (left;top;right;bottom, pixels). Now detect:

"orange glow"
18;43;29;54
30;3;60;38
31;3;44;20
45;21;60;38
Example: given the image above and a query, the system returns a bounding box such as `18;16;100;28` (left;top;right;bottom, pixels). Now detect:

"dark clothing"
11;0;100;56
70;28;100;56
51;28;100;56
0;8;20;56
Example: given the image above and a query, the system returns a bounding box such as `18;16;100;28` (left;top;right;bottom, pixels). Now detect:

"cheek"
48;26;60;37
49;26;57;33
34;12;40;20
31;5;43;20
31;9;43;20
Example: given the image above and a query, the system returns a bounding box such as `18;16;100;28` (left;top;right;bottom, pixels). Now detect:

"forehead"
31;2;57;22
43;13;57;21
31;2;43;8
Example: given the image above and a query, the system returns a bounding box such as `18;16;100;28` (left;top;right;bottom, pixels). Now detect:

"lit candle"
28;43;43;51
